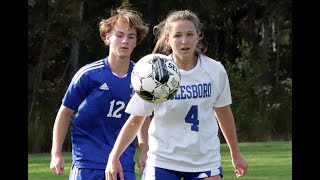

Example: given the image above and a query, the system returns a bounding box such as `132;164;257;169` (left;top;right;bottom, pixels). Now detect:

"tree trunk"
273;16;281;84
262;16;270;85
68;0;84;81
248;0;256;63
146;0;158;53
28;0;52;122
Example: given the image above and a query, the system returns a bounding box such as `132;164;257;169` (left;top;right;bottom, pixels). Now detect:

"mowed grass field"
28;141;292;180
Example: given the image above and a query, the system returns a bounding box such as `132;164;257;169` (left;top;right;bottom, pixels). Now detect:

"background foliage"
28;0;292;153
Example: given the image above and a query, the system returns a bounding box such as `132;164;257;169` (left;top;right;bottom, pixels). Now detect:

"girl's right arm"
105;114;147;180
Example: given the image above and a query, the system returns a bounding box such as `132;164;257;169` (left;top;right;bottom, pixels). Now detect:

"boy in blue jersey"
50;6;150;180
105;10;248;180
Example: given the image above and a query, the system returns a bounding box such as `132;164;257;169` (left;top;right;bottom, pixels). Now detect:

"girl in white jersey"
106;10;248;180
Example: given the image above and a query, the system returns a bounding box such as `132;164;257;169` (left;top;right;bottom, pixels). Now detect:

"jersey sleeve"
213;63;232;107
125;93;157;116
62;70;90;110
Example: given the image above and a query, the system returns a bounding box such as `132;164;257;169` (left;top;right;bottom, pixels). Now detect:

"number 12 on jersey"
185;105;199;132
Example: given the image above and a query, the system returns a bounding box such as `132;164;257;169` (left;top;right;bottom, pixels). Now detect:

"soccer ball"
131;53;181;103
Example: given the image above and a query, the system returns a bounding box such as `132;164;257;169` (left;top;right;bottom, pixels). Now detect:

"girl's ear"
164;36;170;47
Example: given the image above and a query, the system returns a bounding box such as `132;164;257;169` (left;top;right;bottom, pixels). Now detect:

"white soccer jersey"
126;54;232;173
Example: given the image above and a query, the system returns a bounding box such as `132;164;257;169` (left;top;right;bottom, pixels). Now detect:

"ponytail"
152;20;172;55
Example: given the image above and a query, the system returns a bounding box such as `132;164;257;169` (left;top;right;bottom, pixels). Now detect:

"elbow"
128;115;146;127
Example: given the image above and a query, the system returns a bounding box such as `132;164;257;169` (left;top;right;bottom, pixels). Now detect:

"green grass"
28;141;291;180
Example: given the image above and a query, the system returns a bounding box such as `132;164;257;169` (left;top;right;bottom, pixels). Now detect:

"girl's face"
106;22;137;58
166;20;199;59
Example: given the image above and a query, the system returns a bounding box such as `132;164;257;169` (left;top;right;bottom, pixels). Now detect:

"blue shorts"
69;164;136;180
141;165;223;180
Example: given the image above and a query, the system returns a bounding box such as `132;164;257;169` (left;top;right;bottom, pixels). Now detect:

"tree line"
28;0;292;153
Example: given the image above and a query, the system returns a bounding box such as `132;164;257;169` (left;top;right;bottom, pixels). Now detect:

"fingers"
57;164;65;175
138;154;147;171
234;164;248;177
235;168;244;177
50;165;64;175
106;172;116;180
232;154;249;177
106;170;123;180
138;161;145;171
50;159;64;175
51;165;64;175
105;163;124;180
119;170;124;180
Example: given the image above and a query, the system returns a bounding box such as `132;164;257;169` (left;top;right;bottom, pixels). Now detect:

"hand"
105;156;124;180
138;150;148;171
50;155;65;175
232;153;248;177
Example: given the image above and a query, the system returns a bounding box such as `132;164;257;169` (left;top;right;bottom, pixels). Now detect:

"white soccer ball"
131;53;181;103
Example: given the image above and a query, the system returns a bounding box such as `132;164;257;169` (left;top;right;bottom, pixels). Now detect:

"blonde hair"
99;6;149;45
152;10;206;55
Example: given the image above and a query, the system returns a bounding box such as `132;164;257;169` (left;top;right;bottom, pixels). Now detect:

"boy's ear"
105;33;110;45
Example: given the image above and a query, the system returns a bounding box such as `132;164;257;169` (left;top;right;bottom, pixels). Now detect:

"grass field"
28;141;292;180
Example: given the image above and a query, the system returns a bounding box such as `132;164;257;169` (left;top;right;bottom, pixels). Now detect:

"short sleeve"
62;70;90;110
213;64;232;107
125;93;157;116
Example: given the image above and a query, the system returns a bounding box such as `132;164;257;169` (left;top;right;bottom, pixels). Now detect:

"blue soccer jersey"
62;57;136;171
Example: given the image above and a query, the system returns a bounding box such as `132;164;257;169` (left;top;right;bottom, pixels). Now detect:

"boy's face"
106;22;137;58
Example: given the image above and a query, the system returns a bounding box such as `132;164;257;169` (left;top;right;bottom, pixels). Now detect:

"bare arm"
105;114;146;180
137;115;151;171
215;105;248;177
50;105;74;175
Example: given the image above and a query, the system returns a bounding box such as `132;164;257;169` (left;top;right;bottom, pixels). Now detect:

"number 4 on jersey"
185;105;199;132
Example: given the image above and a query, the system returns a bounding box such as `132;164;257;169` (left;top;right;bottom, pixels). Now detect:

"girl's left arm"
214;105;249;177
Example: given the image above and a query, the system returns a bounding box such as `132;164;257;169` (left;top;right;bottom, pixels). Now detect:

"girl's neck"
172;54;198;71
